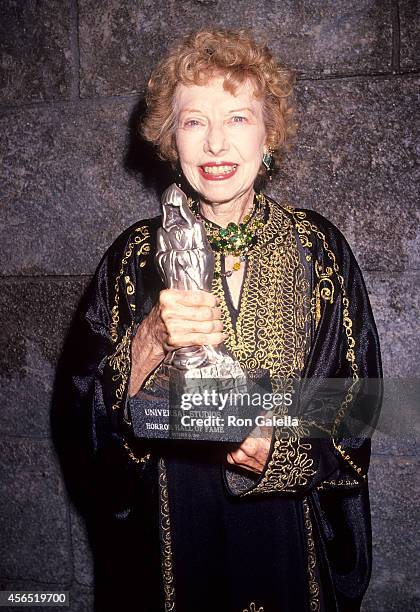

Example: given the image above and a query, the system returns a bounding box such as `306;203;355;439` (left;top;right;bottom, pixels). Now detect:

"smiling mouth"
199;163;238;180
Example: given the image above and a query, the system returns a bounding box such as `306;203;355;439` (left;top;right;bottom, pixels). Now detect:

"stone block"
65;583;94;612
0;438;71;583
0;279;88;437
0;0;74;105
0;99;162;276
78;0;392;97
365;270;419;455
70;506;94;587
363;271;420;378
400;0;420;70
269;76;419;272
363;456;420;611
3;76;418;276
249;0;392;79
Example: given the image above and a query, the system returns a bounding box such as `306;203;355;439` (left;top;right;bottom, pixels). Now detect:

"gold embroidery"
303;498;321;611
122;441;150;465
108;325;132;412
143;361;165;390
107;324;151;464
107;224;151;465
212;199;310;381
243;603;264;612
313;260;334;326
287;208;365;479
159;458;176;611
110;225;150;342
124;275;135;295
241;435;316;497
316;478;360;490
213;197;313;496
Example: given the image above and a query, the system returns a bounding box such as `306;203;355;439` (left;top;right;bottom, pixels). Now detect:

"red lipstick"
198;162;238;181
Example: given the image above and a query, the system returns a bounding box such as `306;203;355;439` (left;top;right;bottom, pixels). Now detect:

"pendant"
218;254;246;278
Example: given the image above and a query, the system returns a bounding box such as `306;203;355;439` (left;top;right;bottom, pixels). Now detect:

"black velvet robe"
70;196;382;612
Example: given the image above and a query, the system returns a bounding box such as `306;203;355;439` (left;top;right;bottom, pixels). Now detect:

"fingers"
226;450;261;474
226;436;272;474
166;318;224;335
166;330;226;350
158;289;225;350
160;288;219;308
162;303;222;323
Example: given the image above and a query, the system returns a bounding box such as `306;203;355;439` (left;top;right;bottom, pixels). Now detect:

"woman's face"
175;77;267;205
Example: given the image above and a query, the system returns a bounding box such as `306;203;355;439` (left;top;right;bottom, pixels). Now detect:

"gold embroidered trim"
243;603;264;612
107;224;151;465
316;478;360;491
122;441;150;465
159;458;176;611
108;325;132;412
143;361;165;390
212;198;310;382
312;260;334;326
241;435;316;497
110;225;150;342
303;498;321;611
286;208;367;479
107;324;152;465
213;197;313;496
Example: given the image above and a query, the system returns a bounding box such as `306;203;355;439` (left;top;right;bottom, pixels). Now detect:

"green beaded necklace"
189;193;266;275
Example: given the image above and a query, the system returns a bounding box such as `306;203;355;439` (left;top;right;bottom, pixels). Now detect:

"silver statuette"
156;183;244;379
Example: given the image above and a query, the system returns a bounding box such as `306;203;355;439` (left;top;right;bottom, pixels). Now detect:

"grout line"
370;452;419;460
0;274;93;282
391;0;401;73
0;577;73;588
0;92;141;113
0;70;419;114
68;0;81;100
0;433;51;440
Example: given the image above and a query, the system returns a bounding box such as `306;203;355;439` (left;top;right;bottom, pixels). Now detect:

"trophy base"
129;365;272;443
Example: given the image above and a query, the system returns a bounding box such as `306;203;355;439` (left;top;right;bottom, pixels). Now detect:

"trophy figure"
156;183;244;380
128;183;261;443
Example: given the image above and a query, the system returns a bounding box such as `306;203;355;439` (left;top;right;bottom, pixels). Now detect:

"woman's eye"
184;119;201;127
231;115;247;123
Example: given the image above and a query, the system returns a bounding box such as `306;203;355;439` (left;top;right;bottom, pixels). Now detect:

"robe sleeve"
225;209;382;498
68;221;156;518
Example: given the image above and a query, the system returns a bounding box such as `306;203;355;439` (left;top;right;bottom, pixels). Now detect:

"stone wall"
0;1;418;610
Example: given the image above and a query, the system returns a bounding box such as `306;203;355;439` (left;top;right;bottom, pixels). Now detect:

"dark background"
0;1;419;610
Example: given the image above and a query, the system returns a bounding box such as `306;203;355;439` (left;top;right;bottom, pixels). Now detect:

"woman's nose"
204;124;228;156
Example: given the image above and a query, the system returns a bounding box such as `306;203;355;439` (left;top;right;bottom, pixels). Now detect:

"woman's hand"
129;289;224;396
226;425;273;474
158;288;224;351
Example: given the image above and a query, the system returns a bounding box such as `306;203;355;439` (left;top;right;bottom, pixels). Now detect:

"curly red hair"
141;29;298;170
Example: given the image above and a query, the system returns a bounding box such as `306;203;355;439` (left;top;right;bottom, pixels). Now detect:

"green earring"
262;149;274;172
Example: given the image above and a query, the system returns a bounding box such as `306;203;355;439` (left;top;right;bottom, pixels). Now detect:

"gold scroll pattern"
212;199;310;387
213;197;315;496
312;260;334;327
243;603;264;612
110;225;150;342
108;324;132;412
287;207;365;480
303;498;321;611
158;458;176;611
108;224;151;464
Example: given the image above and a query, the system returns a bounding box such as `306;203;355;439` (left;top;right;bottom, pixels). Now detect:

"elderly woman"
75;29;382;612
